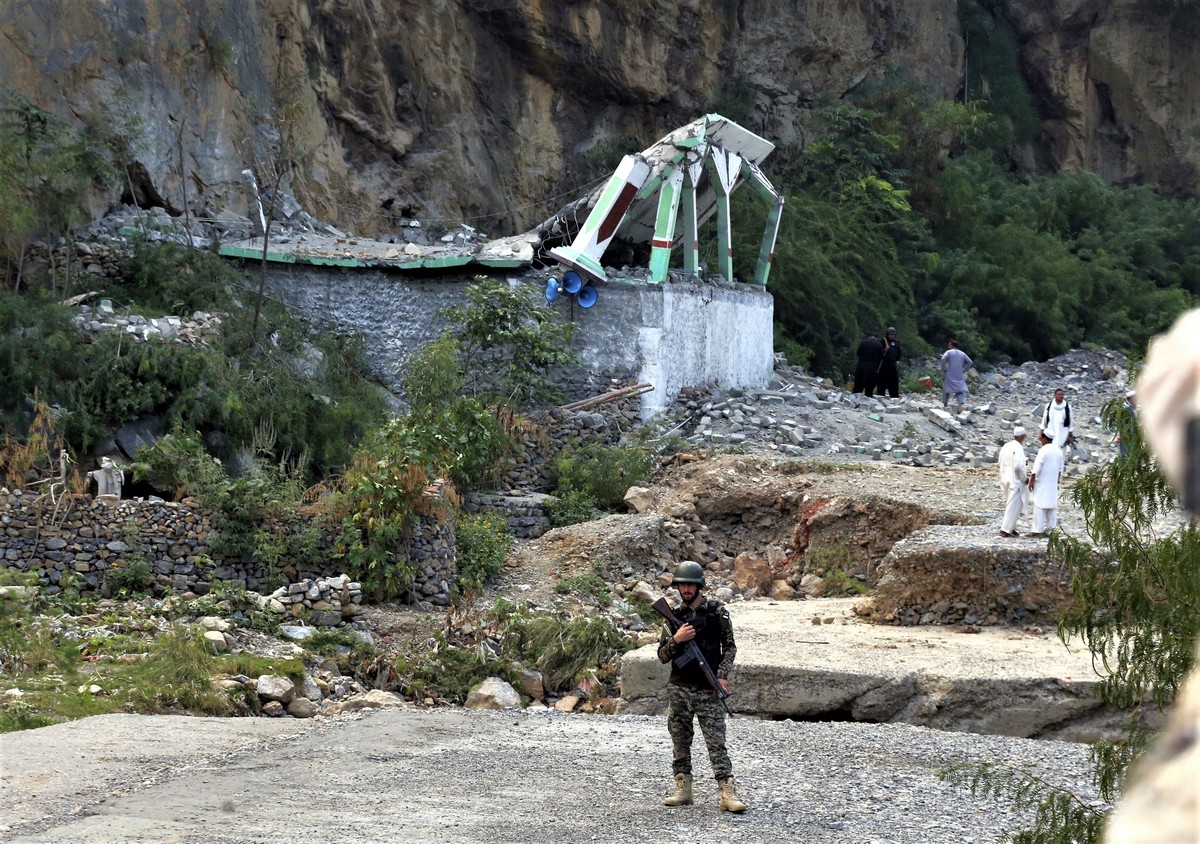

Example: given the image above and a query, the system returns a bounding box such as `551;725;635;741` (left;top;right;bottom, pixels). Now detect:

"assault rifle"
651;597;732;715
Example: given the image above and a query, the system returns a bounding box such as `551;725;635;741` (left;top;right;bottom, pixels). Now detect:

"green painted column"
680;161;702;276
647;168;684;283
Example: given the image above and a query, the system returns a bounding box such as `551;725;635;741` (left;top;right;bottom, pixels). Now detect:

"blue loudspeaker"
576;284;598;308
544;277;561;302
562;270;584;294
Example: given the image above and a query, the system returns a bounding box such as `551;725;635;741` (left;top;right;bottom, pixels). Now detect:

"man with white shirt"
998;427;1028;537
1041;388;1074;449
1028;428;1065;536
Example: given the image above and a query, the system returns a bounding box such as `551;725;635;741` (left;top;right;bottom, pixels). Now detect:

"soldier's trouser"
667;683;732;780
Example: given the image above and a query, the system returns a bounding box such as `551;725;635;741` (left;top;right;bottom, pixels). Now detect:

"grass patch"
555;566;612;605
301;628;376;661
121;626;231;714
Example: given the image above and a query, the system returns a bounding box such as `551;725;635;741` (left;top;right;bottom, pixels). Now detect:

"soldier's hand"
673;623;696;644
718;678;730;694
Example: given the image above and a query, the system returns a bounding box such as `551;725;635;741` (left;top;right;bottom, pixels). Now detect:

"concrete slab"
621;598;1120;740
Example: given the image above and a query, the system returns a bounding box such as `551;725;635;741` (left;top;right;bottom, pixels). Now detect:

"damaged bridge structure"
219;115;782;418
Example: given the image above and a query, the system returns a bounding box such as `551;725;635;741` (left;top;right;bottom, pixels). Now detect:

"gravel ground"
1;708;1097;843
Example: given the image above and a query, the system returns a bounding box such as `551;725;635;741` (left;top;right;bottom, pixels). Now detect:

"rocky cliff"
0;0;1194;237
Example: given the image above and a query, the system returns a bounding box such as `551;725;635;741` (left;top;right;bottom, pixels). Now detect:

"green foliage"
554;565;612;606
716;79;1199;379
502;610;631;692
941;762;1107;844
302;628;376;661
129;429;225;500
122;238;238;316
947;398;1197;843
552;442;651;510
402;603;634;702
333;420;443;600
959;0;1042;143
133;428;322;571
401;334;511;487
547;487;601;528
402;334;465;412
1;240;387;479
439;277;577;405
0;92;122;292
0;699;55;732
740;104;931;378
123;625;231;714
408;638;501;703
455;511;512;594
1051;399;1199;796
928;155;1199;362
103;557;152;597
0;612;78;676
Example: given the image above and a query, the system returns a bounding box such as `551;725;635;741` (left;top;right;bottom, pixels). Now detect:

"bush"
456;512;511;594
103;557;152;597
547;487;600;528
553;442;651;511
503;610;631;692
124;625;231;714
439;276;577;406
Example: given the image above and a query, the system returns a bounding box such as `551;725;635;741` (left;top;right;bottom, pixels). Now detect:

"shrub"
455;512;511;594
103;557;152;597
553;442;651;510
439;276;577;406
503;611;632;692
547;487;599;528
124;625;231;714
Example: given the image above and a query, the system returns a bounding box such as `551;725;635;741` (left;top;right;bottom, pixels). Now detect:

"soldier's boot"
662;773;693;807
718;778;748;813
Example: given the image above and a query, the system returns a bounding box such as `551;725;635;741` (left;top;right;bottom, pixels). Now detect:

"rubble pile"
74;299;223;344
667;349;1132;476
256;573;364;626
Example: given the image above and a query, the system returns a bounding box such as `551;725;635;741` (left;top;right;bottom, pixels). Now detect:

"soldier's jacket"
656;597;737;689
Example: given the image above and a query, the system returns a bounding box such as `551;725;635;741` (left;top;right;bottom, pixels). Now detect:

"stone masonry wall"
258;264;773;420
0;490;456;606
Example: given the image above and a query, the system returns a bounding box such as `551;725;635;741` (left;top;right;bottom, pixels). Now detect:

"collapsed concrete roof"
218;114;782;286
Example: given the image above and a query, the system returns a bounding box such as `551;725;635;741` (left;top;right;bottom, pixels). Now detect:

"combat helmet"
671;560;706;588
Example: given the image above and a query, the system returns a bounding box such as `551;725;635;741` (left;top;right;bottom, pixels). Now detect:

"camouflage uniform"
657;596;737;779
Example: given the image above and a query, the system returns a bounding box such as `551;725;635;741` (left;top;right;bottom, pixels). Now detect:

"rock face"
1;0;1191;241
1006;0;1200;190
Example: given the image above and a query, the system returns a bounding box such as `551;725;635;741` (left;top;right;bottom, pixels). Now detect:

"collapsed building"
218;114;784;418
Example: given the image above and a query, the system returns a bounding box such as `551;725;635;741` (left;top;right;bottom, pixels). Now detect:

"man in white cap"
998;427;1028;537
1027;428;1065;536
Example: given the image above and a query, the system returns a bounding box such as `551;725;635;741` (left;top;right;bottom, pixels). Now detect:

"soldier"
657;561;747;813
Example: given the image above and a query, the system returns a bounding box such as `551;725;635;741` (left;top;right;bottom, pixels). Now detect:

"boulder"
465;677;521;710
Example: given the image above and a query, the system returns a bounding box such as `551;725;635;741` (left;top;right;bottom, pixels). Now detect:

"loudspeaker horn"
576;284;598;308
562;270;584;294
544;277;560;302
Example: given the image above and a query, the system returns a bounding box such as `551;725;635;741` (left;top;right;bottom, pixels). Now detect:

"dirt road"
1;706;1093;844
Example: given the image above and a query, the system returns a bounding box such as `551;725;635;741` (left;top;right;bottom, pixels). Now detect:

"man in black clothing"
877;327;902;398
852;331;884;395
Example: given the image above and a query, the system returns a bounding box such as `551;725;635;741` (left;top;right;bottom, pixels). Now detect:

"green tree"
949;397;1199;842
0;93;120;293
439;276;577;405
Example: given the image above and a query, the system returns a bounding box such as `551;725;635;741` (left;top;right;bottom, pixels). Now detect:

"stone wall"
0;490;457;606
258;263;773;420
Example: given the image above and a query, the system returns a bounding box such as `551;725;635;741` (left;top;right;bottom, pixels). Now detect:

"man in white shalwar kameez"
1028;429;1065;536
998;427;1028;537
